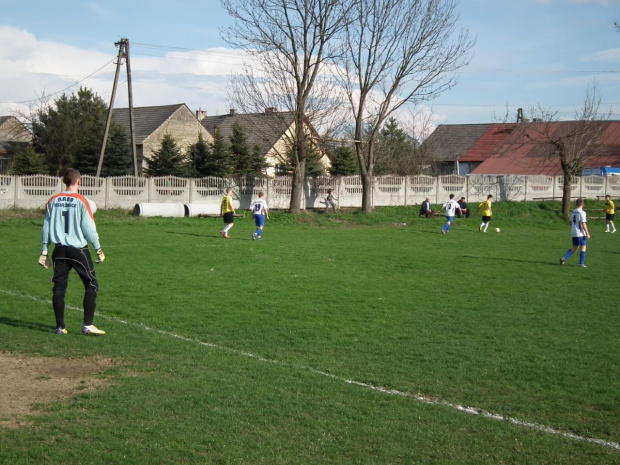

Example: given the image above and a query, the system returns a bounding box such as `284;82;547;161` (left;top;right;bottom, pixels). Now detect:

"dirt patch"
0;352;117;428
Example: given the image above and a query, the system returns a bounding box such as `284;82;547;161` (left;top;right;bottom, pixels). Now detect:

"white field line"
2;288;619;451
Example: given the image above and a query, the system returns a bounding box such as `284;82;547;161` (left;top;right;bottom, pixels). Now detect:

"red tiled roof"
466;121;620;175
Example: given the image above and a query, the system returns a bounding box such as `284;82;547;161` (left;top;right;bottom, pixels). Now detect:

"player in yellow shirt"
478;194;493;232
604;195;616;233
220;187;236;238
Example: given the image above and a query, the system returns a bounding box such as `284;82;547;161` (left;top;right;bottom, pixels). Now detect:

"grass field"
0;201;619;464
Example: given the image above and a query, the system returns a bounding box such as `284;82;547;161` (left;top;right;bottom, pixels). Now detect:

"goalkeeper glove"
39;251;50;269
95;248;105;263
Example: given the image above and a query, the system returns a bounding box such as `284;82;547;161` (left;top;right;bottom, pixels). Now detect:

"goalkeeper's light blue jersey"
41;192;100;252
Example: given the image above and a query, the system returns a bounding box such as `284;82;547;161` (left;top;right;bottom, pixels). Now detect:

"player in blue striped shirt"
40;169;106;336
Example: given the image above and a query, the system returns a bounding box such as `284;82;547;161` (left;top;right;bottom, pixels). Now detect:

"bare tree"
221;0;349;213
519;84;612;217
334;0;474;212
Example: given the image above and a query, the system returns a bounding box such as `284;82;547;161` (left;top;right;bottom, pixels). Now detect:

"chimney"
196;108;207;121
230;109;237;115
265;107;277;114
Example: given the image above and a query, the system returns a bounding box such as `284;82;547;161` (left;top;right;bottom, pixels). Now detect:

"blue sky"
1;0;618;131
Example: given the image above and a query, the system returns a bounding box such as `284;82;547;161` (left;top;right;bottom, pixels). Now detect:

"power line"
0;58;117;105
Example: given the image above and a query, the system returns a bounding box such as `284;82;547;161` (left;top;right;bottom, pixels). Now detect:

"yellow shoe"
82;325;105;336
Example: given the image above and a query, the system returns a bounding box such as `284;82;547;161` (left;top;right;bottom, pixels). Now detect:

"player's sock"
562;250;573;261
479;223;484;232
256;229;262;237
483;224;489;232
579;251;586;266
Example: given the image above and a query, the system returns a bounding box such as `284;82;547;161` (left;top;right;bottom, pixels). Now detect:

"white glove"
95;248;105;263
39;251;50;269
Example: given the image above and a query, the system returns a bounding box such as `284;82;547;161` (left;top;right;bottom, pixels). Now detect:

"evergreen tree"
8;145;47;175
204;130;233;178
329;146;359;176
145;134;189;177
32;87;107;175
229;121;253;176
101;124;134;176
187;133;211;177
251;144;269;175
76;123;133;176
279;142;325;176
374;117;417;175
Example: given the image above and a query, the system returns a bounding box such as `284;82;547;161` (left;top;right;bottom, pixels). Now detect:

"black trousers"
51;245;99;328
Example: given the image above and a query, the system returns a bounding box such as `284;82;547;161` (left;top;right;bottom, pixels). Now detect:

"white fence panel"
524;175;553;200
607;175;620;197
269;176;294;210
0;175;16;209
340;176;363;208
407;175;436;205
438;175;467;202
149;176;191;204
16;175;61;209
581;175;605;198
373;176;405;207
80;175;106;210
106;176;148;209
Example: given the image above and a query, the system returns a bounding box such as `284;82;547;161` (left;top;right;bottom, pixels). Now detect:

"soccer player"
39;168;106;336
478;194;493;232
325;189;338;213
604;195;616;233
250;192;270;241
560;197;590;268
440;194;459;234
220;187;236;238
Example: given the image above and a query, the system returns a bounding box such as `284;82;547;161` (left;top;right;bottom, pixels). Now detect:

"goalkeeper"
39;168;106;336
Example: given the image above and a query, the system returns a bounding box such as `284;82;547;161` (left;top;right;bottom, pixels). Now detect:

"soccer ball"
495;227;500;233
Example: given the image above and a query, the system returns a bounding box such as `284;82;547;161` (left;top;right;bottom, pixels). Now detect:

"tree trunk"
360;173;373;213
561;171;572;218
289;158;305;214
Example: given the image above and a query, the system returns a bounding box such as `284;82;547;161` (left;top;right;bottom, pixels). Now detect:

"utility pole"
98;38;138;177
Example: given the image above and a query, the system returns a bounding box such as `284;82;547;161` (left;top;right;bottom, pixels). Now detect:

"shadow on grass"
460;255;558;266
0;316;52;334
166;231;255;241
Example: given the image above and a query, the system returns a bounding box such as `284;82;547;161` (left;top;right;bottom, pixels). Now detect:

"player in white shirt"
440;194;459;235
560;198;590;268
250;192;270;241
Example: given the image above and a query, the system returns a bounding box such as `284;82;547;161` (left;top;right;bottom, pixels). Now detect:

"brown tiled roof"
112;104;187;144
423;124;492;162
201;110;296;154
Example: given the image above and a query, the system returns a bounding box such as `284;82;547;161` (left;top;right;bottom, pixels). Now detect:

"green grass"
1;202;619;464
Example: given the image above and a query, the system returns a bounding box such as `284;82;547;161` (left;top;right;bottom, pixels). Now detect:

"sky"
0;0;619;133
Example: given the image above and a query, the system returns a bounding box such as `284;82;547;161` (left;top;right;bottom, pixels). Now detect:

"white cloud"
582;48;620;62
0;25;251;118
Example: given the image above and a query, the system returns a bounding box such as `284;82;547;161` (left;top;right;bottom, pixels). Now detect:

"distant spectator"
457;197;470;218
419;197;435;218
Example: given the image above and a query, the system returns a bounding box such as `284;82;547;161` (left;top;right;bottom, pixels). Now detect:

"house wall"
141;107;213;171
264;120;331;176
0;117;33;174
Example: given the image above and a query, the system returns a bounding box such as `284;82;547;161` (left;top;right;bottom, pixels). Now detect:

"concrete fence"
1;174;618;211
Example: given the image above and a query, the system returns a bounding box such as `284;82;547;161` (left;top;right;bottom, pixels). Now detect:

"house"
0;116;32;173
200;108;331;177
421;123;492;175
113;103;213;173
424;121;620;176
